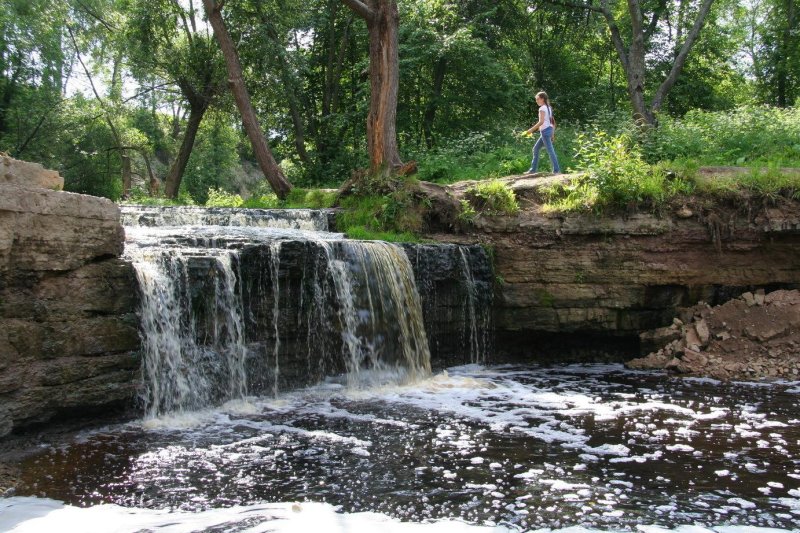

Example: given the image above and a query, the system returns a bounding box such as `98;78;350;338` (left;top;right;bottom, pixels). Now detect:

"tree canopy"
0;0;794;200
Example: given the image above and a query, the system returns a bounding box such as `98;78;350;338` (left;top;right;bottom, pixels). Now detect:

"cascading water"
121;205;474;418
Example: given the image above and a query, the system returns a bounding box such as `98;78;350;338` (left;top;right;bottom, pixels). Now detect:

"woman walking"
524;91;561;174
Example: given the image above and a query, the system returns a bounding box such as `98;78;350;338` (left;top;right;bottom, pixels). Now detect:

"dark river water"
2;364;799;532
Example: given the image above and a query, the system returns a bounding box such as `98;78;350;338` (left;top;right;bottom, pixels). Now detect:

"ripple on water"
7;364;800;532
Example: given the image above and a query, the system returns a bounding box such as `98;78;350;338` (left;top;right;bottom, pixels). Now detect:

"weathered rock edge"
425;173;800;361
0;158;139;439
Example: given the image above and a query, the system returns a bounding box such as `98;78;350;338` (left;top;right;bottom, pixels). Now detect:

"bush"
336;179;427;242
643;106;800;167
205;188;244;208
283;188;338;209
465;179;519;215
241;193;281;208
542;132;693;212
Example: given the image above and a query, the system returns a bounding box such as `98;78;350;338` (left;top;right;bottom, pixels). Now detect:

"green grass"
343;226;422;243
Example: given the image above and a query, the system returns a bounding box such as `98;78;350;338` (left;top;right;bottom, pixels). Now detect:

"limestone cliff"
0;157;139;438
431;175;800;360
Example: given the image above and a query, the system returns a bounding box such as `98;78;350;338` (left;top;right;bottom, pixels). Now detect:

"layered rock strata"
0;158;139;438
628;289;800;379
433;175;800;360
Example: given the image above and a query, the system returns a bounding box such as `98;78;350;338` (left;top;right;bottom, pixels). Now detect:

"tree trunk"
423;56;447;149
121;154;132;198
342;0;403;177
164;102;206;199
202;0;292;198
624;0;654;124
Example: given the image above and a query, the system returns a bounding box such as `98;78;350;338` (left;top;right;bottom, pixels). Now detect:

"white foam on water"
0;497;517;533
14;363;799;532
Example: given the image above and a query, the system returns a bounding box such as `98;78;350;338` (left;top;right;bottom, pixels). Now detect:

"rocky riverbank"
627;289;800;380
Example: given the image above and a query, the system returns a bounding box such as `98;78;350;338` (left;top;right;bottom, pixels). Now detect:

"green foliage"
123;188;195;206
282;188;338;209
643;106;800;167
691;166;800;202
336;180;427;242
466;179;519;215
182;114;240;204
542;131;692;212
205;188;244;208
343;226;421;243
457;199;477;224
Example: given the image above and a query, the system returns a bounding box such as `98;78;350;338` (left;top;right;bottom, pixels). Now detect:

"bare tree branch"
73;0;116;32
66;25;122;146
341;0;375;20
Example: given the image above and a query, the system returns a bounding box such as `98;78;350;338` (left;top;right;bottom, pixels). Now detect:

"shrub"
542;131;693;213
283;188;338;208
205;188;244;208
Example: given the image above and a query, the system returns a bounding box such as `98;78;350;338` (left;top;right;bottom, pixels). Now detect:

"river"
2;363;799;532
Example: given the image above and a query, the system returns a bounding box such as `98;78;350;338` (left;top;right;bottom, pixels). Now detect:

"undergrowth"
336;179;427;242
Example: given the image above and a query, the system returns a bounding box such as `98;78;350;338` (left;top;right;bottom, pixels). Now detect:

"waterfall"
123;205;487;417
121;205;331;231
130;246;249;417
458;247;491;364
323;241;431;383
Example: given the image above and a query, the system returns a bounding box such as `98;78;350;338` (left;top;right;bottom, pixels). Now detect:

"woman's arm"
525;108;546;134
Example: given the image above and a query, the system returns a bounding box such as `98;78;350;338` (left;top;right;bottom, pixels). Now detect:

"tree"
202;0;292;198
752;0;799;106
342;0;403;177
544;0;716;124
125;0;228;198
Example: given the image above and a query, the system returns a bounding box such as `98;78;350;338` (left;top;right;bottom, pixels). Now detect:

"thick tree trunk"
202;0;292;198
342;0;403;177
367;1;402;174
164;102;206;199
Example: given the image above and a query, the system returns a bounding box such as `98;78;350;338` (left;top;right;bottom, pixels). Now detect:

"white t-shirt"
540;105;554;130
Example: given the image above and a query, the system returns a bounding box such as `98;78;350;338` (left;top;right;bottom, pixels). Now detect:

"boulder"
1;155;63;191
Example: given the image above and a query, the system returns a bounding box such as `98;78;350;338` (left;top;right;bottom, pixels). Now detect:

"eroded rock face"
430;178;800;360
0;158;139;438
628;290;800;380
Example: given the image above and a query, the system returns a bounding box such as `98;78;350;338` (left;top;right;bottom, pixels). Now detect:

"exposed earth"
628;289;800;380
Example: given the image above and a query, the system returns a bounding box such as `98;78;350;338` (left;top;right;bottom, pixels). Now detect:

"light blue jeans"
528;127;560;173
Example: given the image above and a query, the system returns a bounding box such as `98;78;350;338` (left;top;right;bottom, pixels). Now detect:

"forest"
0;0;798;217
